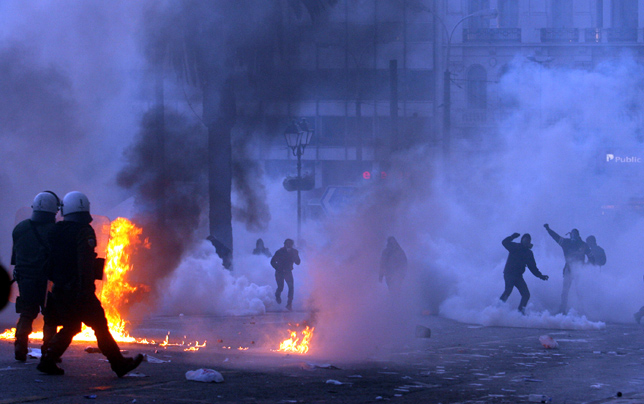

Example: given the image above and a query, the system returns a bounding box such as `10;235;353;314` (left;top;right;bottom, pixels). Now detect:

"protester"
252;238;272;257
544;224;590;314
11;191;60;361
38;191;143;377
270;238;300;311
585;235;606;267
379;236;407;293
499;233;549;314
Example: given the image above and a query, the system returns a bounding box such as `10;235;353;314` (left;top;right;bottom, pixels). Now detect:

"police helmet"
31;191;60;213
61;191;90;216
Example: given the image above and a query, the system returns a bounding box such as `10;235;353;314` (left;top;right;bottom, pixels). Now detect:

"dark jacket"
11;219;55;280
380;241;408;279
502;235;544;278
546;228;589;265
48;220;98;301
270;247;300;272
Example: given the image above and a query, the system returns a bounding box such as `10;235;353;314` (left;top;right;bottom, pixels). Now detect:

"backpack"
590;245;606;266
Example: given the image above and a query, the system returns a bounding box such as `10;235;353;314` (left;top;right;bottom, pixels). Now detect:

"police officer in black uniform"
270;238;300;311
37;191;143;376
11;191;60;361
499;233;549;314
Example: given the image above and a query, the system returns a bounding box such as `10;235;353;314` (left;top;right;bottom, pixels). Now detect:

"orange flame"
276;325;314;354
1;217;206;350
99;217;148;342
1;218;151;344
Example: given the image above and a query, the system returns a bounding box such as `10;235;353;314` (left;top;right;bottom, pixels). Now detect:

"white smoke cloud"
0;1;148;258
4;0;644;361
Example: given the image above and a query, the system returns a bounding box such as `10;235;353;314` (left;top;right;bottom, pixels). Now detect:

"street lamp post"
429;8;498;155
284;118;314;244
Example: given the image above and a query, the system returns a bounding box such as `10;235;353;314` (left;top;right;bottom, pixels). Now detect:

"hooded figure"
499;233;549;314
379;236;408;293
544;224;590;314
585;236;606;267
252;238;272;258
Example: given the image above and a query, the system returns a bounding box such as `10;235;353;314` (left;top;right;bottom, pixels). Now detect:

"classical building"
182;0;642;218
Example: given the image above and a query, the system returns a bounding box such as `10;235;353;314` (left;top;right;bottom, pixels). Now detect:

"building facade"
232;0;644;215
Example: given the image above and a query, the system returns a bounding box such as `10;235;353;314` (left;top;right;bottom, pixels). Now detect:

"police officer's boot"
110;354;144;378
14;317;31;361
37;351;64;375
41;323;57;352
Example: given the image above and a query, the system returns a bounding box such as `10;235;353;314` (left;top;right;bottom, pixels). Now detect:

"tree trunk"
204;77;236;269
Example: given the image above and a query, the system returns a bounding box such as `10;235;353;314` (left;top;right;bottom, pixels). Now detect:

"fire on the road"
276;325;315;354
1;217;204;351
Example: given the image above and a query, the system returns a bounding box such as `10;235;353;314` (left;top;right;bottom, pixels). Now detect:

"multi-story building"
237;0;644;215
440;0;643;141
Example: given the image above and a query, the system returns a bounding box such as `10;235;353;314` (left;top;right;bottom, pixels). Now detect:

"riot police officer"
11;191;60;361
37;191;143;376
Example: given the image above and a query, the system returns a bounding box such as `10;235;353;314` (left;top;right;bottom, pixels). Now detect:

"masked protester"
379;236;408;293
11;191;60;361
270;238;300;311
38;191;143;377
544;224;590;314
499;233;549;314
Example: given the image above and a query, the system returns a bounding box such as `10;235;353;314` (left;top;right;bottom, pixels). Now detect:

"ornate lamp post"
442;8;497;155
284;118;314;243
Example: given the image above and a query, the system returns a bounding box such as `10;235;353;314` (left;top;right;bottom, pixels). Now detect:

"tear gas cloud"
3;1;644;362
0;1;148;256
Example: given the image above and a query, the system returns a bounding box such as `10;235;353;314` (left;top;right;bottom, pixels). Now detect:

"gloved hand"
544;224;550;230
511;232;520;239
541;275;549;281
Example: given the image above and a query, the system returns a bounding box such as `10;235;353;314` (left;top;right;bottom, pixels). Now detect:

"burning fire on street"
275;324;315;354
1;217;206;352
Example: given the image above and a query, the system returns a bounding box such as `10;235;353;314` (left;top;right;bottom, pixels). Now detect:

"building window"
468;0;491;29
612;0;638;28
498;0;519;28
467;65;487;109
552;0;573;28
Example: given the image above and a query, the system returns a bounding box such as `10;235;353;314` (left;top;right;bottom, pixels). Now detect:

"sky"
2;1;644;361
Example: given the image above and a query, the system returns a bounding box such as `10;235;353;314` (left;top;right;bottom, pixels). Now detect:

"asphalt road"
1;309;644;403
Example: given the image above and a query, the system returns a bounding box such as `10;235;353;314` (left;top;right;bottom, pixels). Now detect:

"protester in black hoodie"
544;224;590;314
499;233;549;314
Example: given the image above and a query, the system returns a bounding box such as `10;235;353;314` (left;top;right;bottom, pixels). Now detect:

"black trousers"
500;273;530;312
46;294;123;364
15;277;57;353
275;270;294;305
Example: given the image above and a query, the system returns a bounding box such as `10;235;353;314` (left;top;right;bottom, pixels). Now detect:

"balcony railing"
540;28;579;43
463;28;521;43
606;28;638;42
585;28;638;43
585;28;602;43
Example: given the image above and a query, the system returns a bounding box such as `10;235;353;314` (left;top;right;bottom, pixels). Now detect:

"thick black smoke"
116;109;207;308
